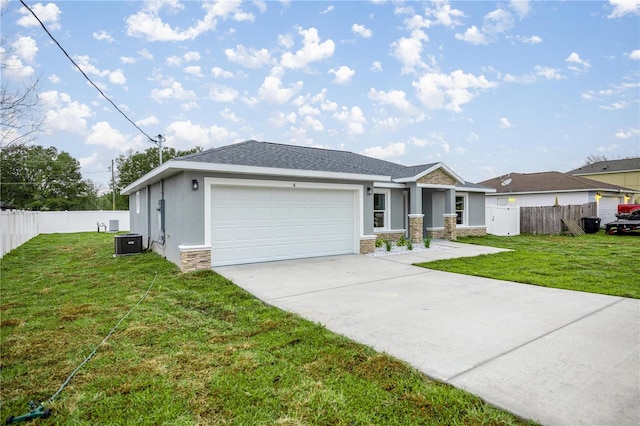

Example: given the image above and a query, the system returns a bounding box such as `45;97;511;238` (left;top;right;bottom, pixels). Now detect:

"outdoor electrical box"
114;233;143;255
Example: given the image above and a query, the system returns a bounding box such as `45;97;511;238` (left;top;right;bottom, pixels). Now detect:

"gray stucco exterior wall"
390;189;406;230
466;192;486;226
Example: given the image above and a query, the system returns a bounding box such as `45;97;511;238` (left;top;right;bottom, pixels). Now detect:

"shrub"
424;238;431;248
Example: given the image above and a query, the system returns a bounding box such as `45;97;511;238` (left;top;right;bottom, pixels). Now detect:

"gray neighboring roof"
177;140;435;180
568;158;640;175
479;171;638;194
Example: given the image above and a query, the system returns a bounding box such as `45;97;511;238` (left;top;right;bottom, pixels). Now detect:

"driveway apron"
215;241;640;426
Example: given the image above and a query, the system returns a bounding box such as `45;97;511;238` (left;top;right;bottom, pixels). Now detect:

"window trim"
455;193;468;226
373;189;390;230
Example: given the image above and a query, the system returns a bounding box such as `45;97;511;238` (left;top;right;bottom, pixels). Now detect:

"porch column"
408;183;424;243
443;214;457;241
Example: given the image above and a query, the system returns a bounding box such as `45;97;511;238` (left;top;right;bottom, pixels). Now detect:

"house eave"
121;160;391;195
485;188;639;196
457;186;496;193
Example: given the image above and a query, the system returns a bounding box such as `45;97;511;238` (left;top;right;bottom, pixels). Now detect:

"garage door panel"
211;184;356;266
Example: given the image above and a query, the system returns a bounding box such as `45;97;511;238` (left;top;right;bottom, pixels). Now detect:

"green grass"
418;233;640;299
0;233;530;425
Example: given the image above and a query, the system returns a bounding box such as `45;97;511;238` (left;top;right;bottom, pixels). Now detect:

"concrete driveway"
215;241;640;426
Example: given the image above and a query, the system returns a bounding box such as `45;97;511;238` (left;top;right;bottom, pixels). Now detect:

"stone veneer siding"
417;169;456;185
180;249;211;272
457;227;487;237
374;231;405;242
443;214;457;240
360;237;376;254
408;214;424;243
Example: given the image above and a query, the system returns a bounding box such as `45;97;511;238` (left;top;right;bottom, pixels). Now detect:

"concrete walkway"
215;241;640;426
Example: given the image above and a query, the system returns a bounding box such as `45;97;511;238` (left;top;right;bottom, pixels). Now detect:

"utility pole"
151;134;165;165
111;159;115;211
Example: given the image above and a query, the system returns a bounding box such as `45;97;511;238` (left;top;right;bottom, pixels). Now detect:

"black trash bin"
581;217;601;234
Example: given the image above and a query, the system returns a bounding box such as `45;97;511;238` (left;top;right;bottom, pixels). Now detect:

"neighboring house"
479;171;639;225
121;140;493;271
568;157;640;201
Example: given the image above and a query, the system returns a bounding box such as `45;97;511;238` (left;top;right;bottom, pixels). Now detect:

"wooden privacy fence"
520;202;597;235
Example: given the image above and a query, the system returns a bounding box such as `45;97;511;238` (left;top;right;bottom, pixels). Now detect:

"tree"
584;154;608;165
113;146;202;209
1;4;44;147
0;144;98;210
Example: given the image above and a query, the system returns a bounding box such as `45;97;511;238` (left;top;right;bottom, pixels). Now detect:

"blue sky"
2;0;639;190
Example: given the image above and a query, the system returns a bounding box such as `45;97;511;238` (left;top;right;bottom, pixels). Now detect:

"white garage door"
211;184;356;266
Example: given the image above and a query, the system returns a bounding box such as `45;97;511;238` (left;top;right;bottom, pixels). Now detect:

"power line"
19;0;156;142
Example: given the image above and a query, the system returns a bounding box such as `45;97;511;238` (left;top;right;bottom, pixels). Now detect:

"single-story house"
479;171;639;225
568;157;640;200
122;140;494;271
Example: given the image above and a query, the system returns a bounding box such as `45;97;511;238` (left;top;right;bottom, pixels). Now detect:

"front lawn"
417;233;639;299
0;233;529;425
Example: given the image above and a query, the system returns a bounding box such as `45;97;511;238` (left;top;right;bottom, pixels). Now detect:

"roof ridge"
275;142;384;175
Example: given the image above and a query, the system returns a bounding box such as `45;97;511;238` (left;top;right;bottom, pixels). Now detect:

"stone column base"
359;236;376;254
408;214;424;243
179;245;211;272
443;214;457;241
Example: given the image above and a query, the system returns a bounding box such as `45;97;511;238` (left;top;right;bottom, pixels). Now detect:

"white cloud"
320;5;334;14
86;121;141;152
416;1;465;29
628;49;640;60
615;128;640;139
18;2;61;30
302;115;323;131
184;65;204;77
2;55;35;80
499;117;512;128
597;143;619;152
209;84;239;102
600;101;629;110
109;69;127;85
566;52;591;72
483;9;515;34
93;30;114;43
150;81;196;103
607;0;640;18
352;23;372;38
278;33;295;49
391;29;429;74
368;88;413;112
329;66;355;84
455;25;487;45
280;27;335;69
12;36;38;62
126;1;254;42
220;108;241;122
510;0;530;18
268;111;297;128
180;101;200;111
535;65;564;80
413;70;496;112
48;74;61;84
333;106;366;134
370;61;383;72
136;116;159;127
257;67;303;104
212;66;235;78
521;35;542;44
183;51;201;62
165;120;235;149
40;90;92;134
138;49;154;60
121;56;137;64
363;142;405;160
225;45;272;68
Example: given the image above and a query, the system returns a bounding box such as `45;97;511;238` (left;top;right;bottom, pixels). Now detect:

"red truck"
606;204;640;234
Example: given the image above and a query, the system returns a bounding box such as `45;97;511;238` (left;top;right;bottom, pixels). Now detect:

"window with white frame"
373;190;389;229
135;191;141;214
455;195;467;225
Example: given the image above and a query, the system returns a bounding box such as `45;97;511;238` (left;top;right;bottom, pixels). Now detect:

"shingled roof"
568;157;640;175
177;140;439;180
479;171;636;194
